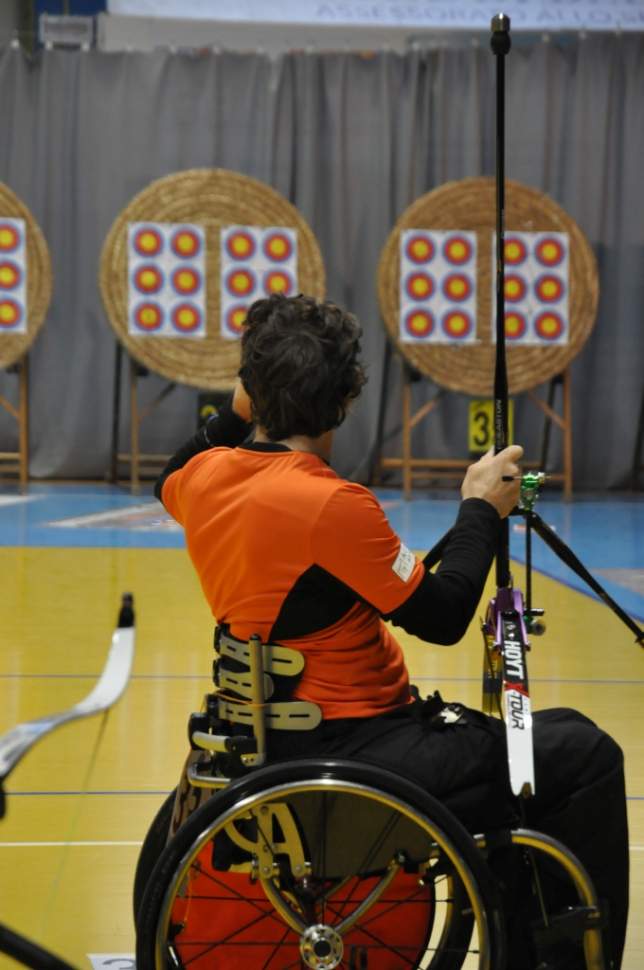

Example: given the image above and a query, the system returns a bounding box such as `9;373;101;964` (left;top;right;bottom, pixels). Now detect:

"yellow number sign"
468;399;514;453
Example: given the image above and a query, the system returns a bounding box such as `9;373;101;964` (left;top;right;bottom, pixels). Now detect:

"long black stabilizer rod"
525;511;644;645
491;13;512;589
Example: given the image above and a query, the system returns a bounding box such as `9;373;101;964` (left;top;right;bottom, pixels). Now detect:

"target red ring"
504;311;528;341
504;274;527;303
443;235;472;265
535;274;565;303
171;302;203;334
171;228;202;259
536;237;565;267
534;311;565;341
133;264;164;295
404;272;434;302
441;310;473;340
133;226;164;258
404;309;434;339
263;231;293;263
225;304;248;336
0;223;21;254
0;298;23;328
0;260;22;291
263;269;294;296
225;268;257;298
504;236;528;266
405;234;434;265
133;301;164;332
442;273;472;302
171;266;202;296
225;230;256;261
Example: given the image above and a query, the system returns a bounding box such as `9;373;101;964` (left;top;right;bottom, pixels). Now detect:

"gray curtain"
0;35;642;487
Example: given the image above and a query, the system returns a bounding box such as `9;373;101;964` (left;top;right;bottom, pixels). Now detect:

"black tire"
136;759;506;969
133;790;176;925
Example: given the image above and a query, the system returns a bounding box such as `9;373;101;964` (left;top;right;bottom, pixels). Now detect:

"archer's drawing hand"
461;445;524;518
232;378;253;423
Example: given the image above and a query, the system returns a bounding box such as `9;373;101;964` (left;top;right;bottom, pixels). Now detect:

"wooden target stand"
0;185;52;487
376;178;599;500
100;169;326;492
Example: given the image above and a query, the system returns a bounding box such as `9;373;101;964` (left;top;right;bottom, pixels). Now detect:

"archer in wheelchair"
135;294;628;970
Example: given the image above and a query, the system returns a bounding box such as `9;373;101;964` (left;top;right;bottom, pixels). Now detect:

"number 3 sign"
468;399;515;454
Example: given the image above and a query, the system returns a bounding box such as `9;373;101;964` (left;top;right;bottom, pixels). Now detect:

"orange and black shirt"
157;401;501;720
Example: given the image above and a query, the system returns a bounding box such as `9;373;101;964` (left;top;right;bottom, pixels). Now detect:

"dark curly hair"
239;294;367;441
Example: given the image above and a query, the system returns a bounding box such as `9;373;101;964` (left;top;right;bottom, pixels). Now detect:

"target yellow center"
140;308;158;326
140;233;157;251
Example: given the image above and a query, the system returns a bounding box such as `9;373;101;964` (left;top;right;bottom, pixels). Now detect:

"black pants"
268;699;629;969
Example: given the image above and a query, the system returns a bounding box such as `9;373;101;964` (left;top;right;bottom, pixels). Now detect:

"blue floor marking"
376;489;644;622
0;484;642;618
0;483;184;549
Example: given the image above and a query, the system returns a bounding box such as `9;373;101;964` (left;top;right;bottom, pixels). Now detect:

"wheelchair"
134;628;607;970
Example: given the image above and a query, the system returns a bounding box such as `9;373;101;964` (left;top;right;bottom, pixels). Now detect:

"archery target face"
220;226;298;340
128;223;206;338
399;230;477;343
0;218;27;333
492;232;570;345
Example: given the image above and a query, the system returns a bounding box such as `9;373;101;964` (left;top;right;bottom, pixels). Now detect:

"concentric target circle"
405;271;435;301
535;236;565;267
405;234;434;264
441;310;473;340
504;311;527;341
132;225;164;258
171;266;202;296
171;227;203;259
0;297;23;329
504;236;528;266
404;309;434;339
263;269;294;296
534;311;565;341
442;273;472;302
443;234;473;266
172;302;203;334
224;304;248;336
0;259;23;291
132;264;164;295
133;301;164;333
504;273;527;303
225;267;257;299
225;229;256;261
263;230;293;263
534;274;565;303
0;223;21;254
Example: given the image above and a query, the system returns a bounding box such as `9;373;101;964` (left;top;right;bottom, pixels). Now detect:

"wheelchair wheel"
136;759;505;969
133;789;176;924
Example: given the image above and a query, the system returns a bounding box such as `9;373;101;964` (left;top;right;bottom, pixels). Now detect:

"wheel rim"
154;777;492;969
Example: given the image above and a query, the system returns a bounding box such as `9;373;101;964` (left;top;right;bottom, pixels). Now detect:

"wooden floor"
0;488;642;969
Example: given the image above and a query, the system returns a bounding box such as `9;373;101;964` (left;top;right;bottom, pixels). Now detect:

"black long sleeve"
383;498;502;645
154;398;252;503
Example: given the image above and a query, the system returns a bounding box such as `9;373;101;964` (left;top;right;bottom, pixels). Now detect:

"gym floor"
0;484;642;970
